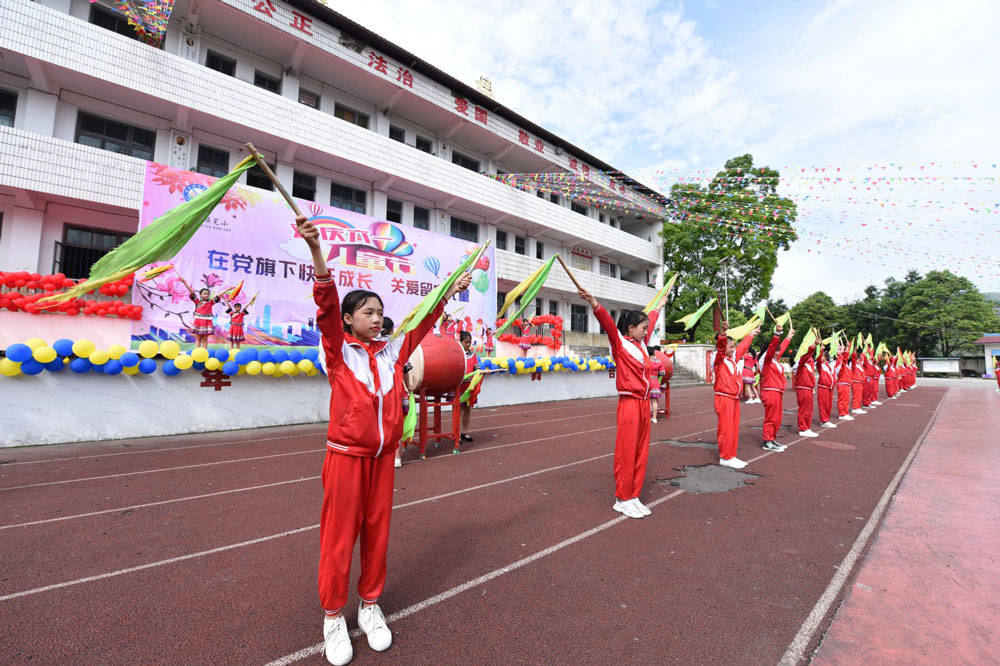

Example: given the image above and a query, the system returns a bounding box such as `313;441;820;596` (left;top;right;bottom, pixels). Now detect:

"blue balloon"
222;361;239;375
258;350;274;364
193;361;206;371
272;350;289;363
44;359;65;372
289;350;303;363
21;359;44;375
138;358;157;374
212;348;229;361
119;352;140;367
304;348;319;362
524;358;535;368
53;338;75;357
162;361;180;376
6;343;31;363
103;360;123;375
235;349;254;365
70;358;92;373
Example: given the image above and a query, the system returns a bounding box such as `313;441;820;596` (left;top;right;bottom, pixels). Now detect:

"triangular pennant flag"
42;156;255;304
643;272;678;314
795;328;817;362
226;280;244;301
726;316;761;342
675;298;717;331
401;392;417;442
460;372;485;404
752;303;767;322
393;241;490;338
773;311;790;327
494;256;557;335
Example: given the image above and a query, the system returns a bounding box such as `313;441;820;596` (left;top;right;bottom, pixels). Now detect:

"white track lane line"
0;417;737;601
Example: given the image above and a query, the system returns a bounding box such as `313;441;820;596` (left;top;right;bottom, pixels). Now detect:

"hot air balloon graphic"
369;222;414;257
423;256;441;277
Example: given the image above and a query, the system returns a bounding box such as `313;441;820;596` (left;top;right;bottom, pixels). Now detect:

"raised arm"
298;216;344;370
643;309;659;344
763;333;781;366
734;328;759;361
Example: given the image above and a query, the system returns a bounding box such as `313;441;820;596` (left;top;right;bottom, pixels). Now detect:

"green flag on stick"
460;372;485;404
752;303;767;322
42;156;255;304
494;255;557;335
795;328;817;362
392;241;490;338
675;298;717;331
642;272;678;314
773;311;791;327
726;316;761;342
402;392;417;442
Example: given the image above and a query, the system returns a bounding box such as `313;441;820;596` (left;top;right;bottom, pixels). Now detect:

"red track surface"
0;385;946;665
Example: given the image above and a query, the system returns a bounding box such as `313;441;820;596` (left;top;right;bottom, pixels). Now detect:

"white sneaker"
852;409;866;415
613;498;644;519
839;415;854;421
651;416;658;423
719;457;748;469
630;498;651;516
357;602;392;652
872;400;882;405
323;614;353;666
394;456;402;468
798;430;819;438
821;422;838;428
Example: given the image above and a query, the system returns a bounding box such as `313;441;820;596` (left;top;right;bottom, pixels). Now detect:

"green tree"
788;291;842;348
898;270;1000;355
661;154;798;335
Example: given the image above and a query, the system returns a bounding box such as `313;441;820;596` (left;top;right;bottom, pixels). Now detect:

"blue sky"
331;0;1000;304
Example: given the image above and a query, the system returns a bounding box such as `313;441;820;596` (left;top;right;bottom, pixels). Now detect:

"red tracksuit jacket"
314;274;444;457
760;334;791;393
594;306;656;399
714;334;755;398
793;348;816;390
817;355;835;389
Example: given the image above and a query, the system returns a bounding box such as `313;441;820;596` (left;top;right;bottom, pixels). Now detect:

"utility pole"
720;257;731;321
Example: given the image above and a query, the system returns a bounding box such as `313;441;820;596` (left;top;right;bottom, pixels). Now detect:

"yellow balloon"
138;340;159;358
279;360;296;374
261;362;276;376
297;359;314;372
123;365;140;375
25;337;46;351
159;340;180;359
89;350;110;365
72;339;96;357
0;358;20;376
246;361;262;375
205;358;222;371
107;344;127;360
33;346;58;363
191;347;209;363
174;354;193;370
306;368;318;377
228;349;238;361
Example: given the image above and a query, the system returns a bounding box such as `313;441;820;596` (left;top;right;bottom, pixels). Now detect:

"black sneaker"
460;433;473;442
762;440;783;451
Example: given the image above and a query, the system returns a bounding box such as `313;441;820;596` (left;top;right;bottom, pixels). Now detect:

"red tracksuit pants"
614;396;651;500
318;450;395;614
796;388;814;432
761;389;784;442
714;394;740;460
863;380;875;406
836;383;851;417
851;381;863;410
662;381;671;418
817;386;833;424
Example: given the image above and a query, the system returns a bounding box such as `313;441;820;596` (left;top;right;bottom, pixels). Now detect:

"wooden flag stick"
556;254;585;292
245;143;304;217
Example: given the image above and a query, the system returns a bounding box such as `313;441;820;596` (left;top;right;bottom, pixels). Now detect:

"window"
331;183;366;213
549;300;559;316
415;136;433;153
0;90;16;127
195;145;229;178
535;241;544;260
549;193;559;204
514;236;526;255
55;225;133;280
451;150;480;173
495;230;508;251
206;50;236;77
246;161;274;191
571;201;588;216
298;88;320;109
253;70;281;94
389;125;405;143
535;298;543;317
75;112;155;160
599;259;617;279
89;4;139;40
571;304;588;333
497;291;507;313
599;212;605;223
610;217;618;228
293;171;316;201
536;190;545;199
386;198;402;223
334;104;369;129
570;252;591;271
450;217;478;242
413;206;430;230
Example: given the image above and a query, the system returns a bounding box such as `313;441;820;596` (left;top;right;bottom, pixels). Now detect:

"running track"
0;384;945;664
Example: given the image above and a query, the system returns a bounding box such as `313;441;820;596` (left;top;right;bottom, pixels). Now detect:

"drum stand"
410;388;462;458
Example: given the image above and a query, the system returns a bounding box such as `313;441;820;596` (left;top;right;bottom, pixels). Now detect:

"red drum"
405;333;466;394
655;350;674;381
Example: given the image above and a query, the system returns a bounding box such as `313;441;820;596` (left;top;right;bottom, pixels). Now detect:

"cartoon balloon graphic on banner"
423;256;440;277
369;222;414;256
471;268;489;293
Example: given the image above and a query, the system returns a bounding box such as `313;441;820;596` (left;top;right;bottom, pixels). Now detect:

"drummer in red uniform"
458;330;480;445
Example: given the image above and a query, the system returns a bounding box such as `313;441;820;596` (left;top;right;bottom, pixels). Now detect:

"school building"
0;0;667;348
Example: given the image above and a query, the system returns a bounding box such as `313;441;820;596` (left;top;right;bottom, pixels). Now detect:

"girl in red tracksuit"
647;350;665;423
793;345;818;437
816;345;838;427
835;349;854;421
578;287;658;520
863;353;878;407
851;352;866;414
760;325;794;450
713;321;759;468
297;215;472;666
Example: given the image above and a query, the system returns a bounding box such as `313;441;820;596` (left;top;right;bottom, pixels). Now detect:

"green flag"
43;156;255;303
726;315;761;342
393;241;489;337
642;272;678;314
402;392;417;442
460;372;485;404
675;298;717;331
494;255;557;335
795;328;817;362
752;303;767;322
773;311;791;327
